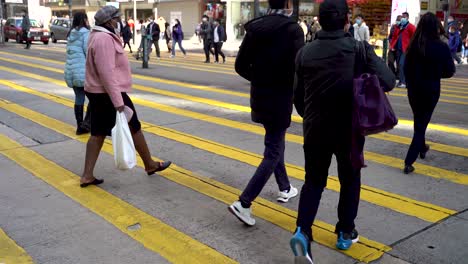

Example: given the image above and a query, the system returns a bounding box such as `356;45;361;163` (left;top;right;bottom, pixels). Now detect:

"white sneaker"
277;185;298;203
228;201;255;226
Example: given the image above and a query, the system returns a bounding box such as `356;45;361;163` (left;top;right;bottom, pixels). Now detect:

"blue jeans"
73;87;86;105
239;125;291;207
172;39;186;56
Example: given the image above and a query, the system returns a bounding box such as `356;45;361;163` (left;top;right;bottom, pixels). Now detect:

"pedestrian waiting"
81;6;171;188
403;12;456;174
229;0;304;226
290;0;395;262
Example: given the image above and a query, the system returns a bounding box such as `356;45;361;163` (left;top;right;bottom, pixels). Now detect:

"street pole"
133;0;137;45
442;0;449;31
69;0;72;19
292;0;299;22
0;0;4;44
254;0;259;18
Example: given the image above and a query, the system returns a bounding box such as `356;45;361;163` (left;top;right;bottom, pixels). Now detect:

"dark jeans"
396;50;406;84
123;41;132;52
388;50;398;78
214;42;225;62
404;91;440;165
296;139;363;240
239;125;291;208
452;52;462;64
166;38;172;52
203;39;213;62
172;39;186;56
72;87;86;105
150;40;161;58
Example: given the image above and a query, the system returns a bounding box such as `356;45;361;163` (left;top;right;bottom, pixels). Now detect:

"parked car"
50;18;71;43
3;17;50;45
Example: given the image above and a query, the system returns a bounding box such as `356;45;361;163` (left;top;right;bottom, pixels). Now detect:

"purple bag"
353;73;398;136
351;41;398;168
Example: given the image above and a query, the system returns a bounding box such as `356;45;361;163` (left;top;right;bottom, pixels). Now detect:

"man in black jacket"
289;1;395;262
147;19;161;59
228;0;304;227
213;19;226;63
200;15;214;63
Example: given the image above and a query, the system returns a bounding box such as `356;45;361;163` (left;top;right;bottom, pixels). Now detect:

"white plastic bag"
112;112;137;170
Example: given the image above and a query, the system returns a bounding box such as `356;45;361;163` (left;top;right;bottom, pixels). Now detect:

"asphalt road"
0;41;467;264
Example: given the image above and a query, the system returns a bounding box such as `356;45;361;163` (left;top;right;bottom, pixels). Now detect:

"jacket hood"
68;27;89;42
244;15;296;37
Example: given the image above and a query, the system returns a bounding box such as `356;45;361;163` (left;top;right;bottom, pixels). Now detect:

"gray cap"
94;6;121;26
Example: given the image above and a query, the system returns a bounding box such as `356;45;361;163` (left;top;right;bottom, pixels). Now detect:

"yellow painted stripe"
2;52;467;137
0;134;237;264
441;86;468;94
390;92;468;105
0;228;34;264
394;88;468;99
0;51;248;97
0;81;456;223
0;99;389;263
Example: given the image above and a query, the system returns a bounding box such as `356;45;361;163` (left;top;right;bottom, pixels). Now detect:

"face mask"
396;20;401;25
356;19;362;25
202;18;208;22
400;18;408;25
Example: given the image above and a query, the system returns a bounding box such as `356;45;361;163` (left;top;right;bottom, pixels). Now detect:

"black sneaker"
420;145;430;159
404;165;415;174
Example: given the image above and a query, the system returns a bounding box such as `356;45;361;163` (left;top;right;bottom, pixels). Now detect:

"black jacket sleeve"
235;31;253;81
293;48;305;117
364;42;396;92
440;42;456;78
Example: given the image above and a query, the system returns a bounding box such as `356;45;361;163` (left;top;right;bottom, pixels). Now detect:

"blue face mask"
400;18;408;25
396;20;401;26
356;19;362;25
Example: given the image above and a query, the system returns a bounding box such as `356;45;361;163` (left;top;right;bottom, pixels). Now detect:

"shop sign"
420;1;428;11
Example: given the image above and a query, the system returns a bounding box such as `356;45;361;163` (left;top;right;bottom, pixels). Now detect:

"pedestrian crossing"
0;227;33;264
0;46;466;263
0;56;466;186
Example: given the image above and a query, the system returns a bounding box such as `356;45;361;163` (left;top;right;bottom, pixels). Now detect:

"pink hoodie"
85;26;131;107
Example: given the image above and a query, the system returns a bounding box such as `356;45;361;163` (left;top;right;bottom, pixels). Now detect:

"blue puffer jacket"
64;27;89;88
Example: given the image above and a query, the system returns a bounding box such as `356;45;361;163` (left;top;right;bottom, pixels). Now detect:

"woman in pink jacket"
81;6;171;187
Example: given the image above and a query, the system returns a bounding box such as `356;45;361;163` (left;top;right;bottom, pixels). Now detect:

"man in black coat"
147;19;161;59
290;0;395;262
213;19;226;63
200;15;214;63
228;0;304;227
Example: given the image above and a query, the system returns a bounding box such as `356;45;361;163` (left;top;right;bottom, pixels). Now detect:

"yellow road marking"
5;54;468;137
389;92;468;105
0;134;237;264
0;228;34;264
0;81;458;223
394;88;468;99
0;51;248;97
0;98;390;263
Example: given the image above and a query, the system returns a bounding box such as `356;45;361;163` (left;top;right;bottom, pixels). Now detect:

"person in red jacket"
390;12;416;88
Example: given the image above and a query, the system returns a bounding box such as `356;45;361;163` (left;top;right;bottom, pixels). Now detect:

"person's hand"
115;105;125;112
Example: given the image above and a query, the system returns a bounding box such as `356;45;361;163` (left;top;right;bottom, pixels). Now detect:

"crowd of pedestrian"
59;1;456;263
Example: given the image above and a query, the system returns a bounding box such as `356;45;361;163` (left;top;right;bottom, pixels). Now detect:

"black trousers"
296;137;363;240
150;40;161;58
404;91;440;165
239;125;291;208
203;39;213;62
388;50;398;78
123;41;132;52
214;42;225;62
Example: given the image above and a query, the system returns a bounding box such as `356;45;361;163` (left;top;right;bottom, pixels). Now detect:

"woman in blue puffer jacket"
64;12;90;135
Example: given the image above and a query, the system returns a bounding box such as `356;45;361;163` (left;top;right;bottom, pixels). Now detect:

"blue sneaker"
336;229;359;250
290;227;314;264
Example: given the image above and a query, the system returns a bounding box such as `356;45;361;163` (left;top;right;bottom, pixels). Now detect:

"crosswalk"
0;44;467;263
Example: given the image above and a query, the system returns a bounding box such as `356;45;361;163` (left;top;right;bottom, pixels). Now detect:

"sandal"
147;161;172;176
80;178;104;188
